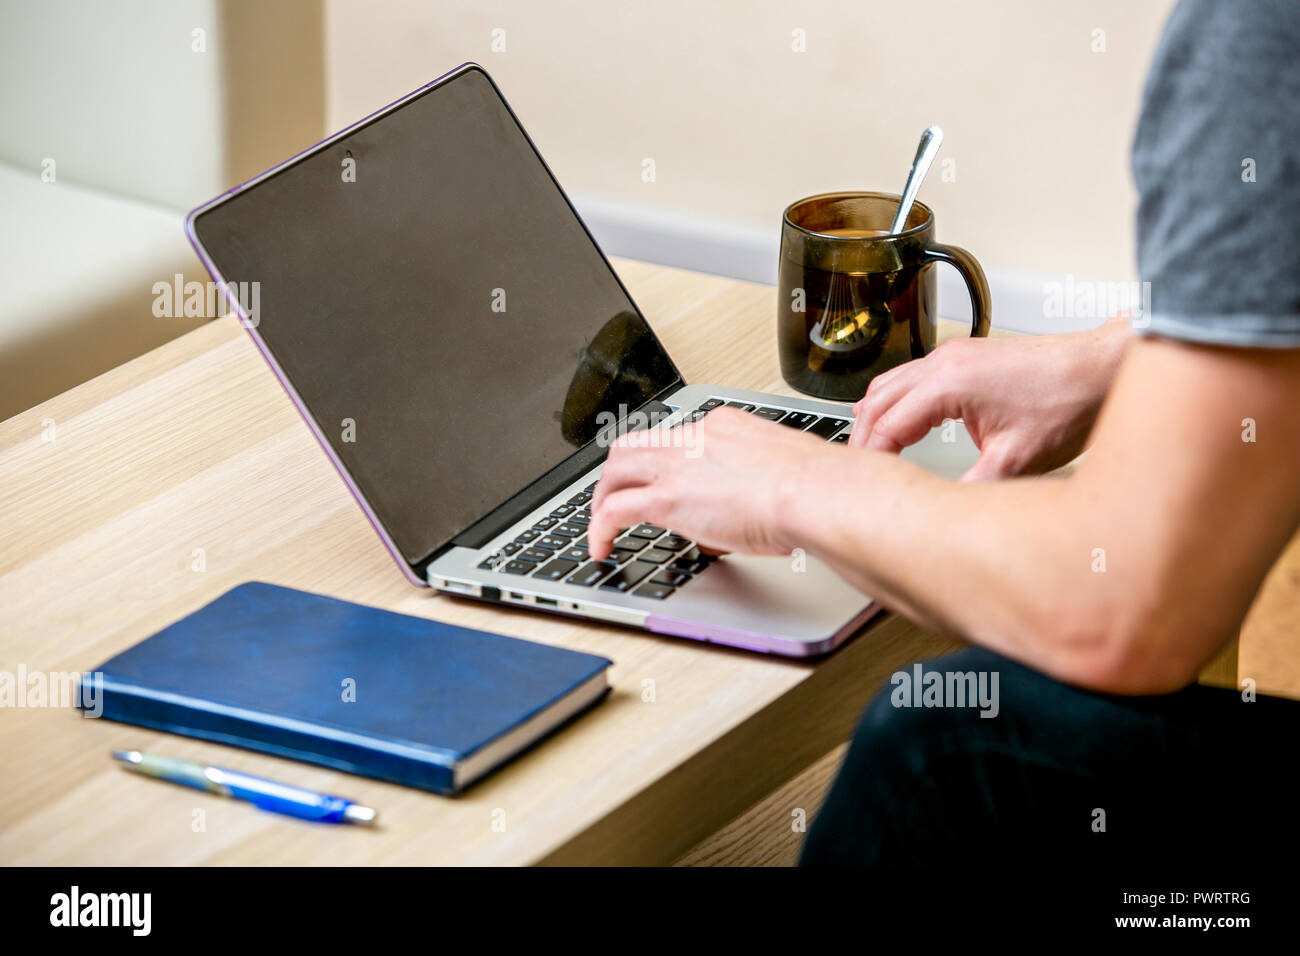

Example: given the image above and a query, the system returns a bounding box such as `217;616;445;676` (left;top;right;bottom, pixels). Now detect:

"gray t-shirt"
1132;0;1300;347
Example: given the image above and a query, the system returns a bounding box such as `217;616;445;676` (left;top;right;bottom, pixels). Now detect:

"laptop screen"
190;66;681;566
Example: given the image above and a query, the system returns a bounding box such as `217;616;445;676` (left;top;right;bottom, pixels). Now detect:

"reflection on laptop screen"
191;66;680;565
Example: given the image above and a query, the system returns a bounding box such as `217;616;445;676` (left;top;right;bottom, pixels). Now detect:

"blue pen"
112;750;377;825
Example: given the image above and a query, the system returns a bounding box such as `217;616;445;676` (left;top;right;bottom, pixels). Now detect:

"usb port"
536;596;558;607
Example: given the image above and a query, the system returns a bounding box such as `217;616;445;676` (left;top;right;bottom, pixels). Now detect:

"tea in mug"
778;236;936;400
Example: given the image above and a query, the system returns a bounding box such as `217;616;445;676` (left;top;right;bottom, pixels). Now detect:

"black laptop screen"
191;66;680;565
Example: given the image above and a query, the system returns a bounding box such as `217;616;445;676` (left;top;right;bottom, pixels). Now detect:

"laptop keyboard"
476;486;716;600
684;397;852;442
474;397;851;601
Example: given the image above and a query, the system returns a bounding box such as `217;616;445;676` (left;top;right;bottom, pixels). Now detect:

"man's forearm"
777;451;1121;687
779;336;1300;694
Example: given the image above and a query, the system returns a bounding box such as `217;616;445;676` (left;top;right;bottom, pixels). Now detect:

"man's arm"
589;336;1300;694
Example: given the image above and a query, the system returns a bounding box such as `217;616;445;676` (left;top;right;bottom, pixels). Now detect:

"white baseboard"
572;192;1111;336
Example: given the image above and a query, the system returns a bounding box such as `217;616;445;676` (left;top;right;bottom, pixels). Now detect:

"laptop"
186;63;978;657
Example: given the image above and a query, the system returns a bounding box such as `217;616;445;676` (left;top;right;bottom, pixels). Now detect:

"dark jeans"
801;647;1300;867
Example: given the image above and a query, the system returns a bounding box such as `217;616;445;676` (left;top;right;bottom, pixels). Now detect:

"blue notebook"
81;582;612;794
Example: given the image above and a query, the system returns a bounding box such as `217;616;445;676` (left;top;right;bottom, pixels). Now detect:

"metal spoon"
889;125;944;234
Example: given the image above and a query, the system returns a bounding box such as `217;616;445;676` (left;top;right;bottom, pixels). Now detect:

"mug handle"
922;243;991;339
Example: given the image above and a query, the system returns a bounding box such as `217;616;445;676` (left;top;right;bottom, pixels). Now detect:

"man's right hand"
847;315;1130;480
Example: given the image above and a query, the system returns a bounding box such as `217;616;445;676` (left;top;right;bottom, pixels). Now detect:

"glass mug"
778;191;991;401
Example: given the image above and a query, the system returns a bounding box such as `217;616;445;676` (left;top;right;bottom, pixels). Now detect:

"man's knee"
802;651;1017;866
803;647;1133;866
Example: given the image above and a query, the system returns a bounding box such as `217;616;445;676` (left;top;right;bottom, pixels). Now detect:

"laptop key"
753;407;785;421
700;398;725;410
807;416;850;439
553;522;586;538
671;558;710;575
585;481;599;492
569;490;592;505
640;547;675;564
830;433;850;444
599;561;659;592
501;542;523;556
536;535;568;550
519;547;553;563
568;561;616;587
651;569;691;587
567;514;590;527
634;582;675;600
515;529;541;543
502;560;536;575
725;402;757;412
613;535;648;552
533;516;560;531
550;503;576;518
657;534;691;551
560;545;589;562
779;411;818;430
629;523;665;539
477;554;500;570
534;558;579;582
609;547;637;564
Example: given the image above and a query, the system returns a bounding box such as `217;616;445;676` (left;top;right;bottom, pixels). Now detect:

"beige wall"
1;0;325;210
0;0;326;419
326;0;1177;289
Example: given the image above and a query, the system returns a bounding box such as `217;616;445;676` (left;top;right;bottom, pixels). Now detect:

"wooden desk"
0;258;962;866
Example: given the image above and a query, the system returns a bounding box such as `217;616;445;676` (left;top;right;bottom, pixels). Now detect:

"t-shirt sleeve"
1131;0;1300;347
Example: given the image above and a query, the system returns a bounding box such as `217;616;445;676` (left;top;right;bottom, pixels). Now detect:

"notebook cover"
81;582;612;794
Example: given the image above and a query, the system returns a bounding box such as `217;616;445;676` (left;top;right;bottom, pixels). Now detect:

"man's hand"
849;316;1129;479
587;408;827;560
